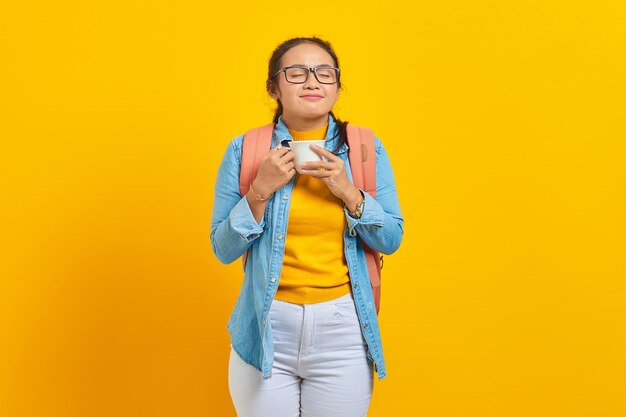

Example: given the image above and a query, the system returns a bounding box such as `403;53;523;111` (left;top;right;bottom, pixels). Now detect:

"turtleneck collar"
287;123;328;140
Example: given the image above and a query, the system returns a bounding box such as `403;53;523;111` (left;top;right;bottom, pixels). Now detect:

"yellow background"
2;1;625;416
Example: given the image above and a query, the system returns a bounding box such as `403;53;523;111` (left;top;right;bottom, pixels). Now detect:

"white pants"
228;291;374;417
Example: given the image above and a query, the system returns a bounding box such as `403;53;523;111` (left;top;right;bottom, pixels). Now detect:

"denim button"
353;283;358;289
277;234;284;240
283;195;288;200
270;277;277;283
363;323;368;329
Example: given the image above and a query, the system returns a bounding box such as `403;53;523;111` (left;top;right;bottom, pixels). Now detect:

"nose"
303;69;321;89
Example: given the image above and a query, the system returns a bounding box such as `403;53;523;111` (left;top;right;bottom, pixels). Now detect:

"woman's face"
270;43;340;123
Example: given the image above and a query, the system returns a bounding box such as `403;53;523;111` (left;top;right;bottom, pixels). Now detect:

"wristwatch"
347;195;365;219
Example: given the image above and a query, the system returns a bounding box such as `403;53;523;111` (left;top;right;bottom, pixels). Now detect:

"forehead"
280;43;335;67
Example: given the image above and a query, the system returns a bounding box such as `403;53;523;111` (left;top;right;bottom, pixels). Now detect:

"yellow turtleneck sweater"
274;123;352;304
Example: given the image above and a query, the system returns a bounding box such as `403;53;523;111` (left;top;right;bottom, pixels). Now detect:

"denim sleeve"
210;136;266;264
344;136;404;255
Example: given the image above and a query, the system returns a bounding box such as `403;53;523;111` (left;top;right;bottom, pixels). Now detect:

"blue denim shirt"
210;113;404;380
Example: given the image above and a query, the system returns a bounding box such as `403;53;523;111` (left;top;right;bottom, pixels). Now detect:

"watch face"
347;199;364;218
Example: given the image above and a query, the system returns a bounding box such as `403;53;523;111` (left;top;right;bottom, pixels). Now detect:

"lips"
300;95;324;100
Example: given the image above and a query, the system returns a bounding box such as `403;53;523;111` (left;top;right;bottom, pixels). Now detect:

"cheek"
327;89;340;104
279;84;300;100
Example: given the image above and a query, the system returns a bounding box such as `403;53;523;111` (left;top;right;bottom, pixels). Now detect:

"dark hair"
265;37;348;155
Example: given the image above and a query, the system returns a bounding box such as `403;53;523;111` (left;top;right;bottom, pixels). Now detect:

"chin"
298;108;332;119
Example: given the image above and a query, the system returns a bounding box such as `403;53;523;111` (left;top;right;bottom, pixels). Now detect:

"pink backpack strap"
239;123;275;197
346;125;382;314
346;125;377;197
240;123;275;268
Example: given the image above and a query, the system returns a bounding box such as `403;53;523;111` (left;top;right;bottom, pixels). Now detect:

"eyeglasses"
272;65;340;84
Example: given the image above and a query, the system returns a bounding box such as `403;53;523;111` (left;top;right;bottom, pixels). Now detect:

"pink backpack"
238;123;383;314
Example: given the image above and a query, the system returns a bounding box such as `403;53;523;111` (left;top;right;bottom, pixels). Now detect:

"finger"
273;147;291;158
300;160;322;169
298;168;332;178
280;149;295;161
300;161;333;170
310;144;338;161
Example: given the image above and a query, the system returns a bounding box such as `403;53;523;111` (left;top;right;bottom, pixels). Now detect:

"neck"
282;112;330;132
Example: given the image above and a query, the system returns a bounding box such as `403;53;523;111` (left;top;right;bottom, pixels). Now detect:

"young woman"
210;37;404;417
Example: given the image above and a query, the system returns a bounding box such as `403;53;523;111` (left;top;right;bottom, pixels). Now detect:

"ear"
268;83;280;100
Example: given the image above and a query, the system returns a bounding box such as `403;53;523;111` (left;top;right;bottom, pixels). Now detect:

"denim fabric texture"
210;113;404;380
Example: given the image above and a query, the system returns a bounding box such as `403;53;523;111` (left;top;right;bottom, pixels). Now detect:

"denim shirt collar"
272;113;348;155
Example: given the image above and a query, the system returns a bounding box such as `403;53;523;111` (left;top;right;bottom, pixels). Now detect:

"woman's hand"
252;145;296;198
298;144;362;210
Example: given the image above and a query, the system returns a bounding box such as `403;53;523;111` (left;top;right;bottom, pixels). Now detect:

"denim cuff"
345;190;385;237
230;195;265;241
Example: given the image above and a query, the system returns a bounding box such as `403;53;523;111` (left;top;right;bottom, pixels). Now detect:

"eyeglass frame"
271;65;341;85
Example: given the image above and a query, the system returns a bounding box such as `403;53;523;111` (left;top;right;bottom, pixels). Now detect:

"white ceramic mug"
288;140;326;168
